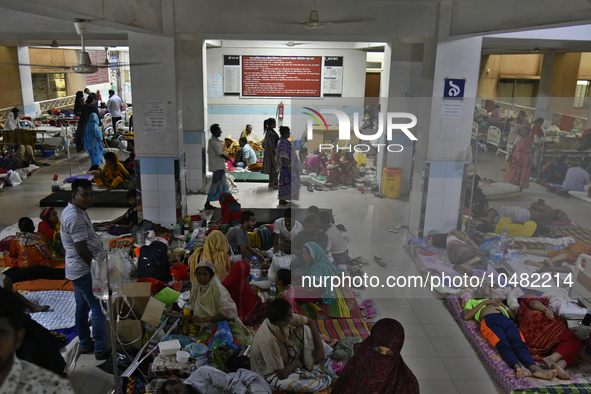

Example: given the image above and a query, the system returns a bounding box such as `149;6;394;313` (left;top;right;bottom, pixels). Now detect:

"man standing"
60;179;109;360
106;89;123;126
205;124;229;210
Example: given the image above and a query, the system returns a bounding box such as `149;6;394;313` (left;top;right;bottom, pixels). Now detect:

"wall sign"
242;56;322;97
443;78;465;99
223;55;240;96
323;56;343;97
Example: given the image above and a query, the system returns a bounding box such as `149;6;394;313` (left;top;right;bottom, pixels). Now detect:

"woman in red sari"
504;127;534;189
37;207;64;258
518;296;582;380
331;318;419;394
221;260;267;325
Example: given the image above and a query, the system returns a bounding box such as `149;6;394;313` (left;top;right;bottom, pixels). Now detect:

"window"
574;80;591;108
32;73;67;102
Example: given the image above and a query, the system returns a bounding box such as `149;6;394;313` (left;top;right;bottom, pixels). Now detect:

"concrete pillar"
385;42;422;195
408;34;483;237
128;32;186;229
17;47;35;117
534;53;555;121
179;38;206;193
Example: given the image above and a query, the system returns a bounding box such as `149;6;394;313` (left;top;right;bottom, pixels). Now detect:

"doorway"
365;73;381;105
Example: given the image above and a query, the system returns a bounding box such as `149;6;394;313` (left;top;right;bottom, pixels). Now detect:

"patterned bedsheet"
446;297;591;394
24;290;75;330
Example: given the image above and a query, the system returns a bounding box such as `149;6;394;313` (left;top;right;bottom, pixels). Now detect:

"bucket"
294;139;302;148
381;167;402;199
137;278;167;295
189;343;208;357
170;264;189;281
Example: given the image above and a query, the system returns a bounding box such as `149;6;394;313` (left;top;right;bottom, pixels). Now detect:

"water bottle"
546;245;562;252
492;236;504;261
51;174;60;193
250;256;261;280
91;258;109;300
183;221;190;235
175;222;182;236
270;283;277;301
500;228;508;251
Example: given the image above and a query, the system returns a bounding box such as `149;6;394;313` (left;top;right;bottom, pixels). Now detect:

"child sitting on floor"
462;285;557;380
93;189;138;235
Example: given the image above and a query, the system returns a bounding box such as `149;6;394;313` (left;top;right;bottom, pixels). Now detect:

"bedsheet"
447;297;591;394
296;286;364;320
24;290;75;330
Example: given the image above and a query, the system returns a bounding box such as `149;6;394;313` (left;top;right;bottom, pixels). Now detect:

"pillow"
0;236;16;252
428;233;447;248
63;174;94;183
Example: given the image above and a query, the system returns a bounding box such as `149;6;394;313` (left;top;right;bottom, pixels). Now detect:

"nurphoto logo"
303;107;417;153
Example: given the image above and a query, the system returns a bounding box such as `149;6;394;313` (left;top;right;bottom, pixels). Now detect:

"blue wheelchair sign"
444;78;465;99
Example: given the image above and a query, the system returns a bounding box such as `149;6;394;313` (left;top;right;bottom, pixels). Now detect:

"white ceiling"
1;0;591;53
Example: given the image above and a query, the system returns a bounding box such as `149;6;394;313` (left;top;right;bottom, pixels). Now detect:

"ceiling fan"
280;0;374;29
0;20;153;74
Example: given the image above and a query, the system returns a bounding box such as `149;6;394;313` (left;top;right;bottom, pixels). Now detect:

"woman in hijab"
93;152;134;191
218;192;242;233
84;112;104;167
75;95;100;152
73;91;84;117
276;126;300;205
189;260;252;345
293;242;337;304
222;260;268;325
189;230;232;282
331;318;419;394
37;207;64;258
223;136;240;159
261;118;279;189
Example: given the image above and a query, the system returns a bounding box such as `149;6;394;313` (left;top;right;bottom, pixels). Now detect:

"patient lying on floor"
445;229;488;275
462;286;557;380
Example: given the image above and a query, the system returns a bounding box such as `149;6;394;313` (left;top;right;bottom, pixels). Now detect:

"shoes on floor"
81;344;94;355
95;349;111;360
336;224;347;232
374;256;388;268
307;185;314;192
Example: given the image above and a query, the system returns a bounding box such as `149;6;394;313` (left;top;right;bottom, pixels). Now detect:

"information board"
242;56;322;97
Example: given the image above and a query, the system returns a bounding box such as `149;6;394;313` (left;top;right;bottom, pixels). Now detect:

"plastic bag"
209;321;234;350
8;170;22;186
108;249;132;290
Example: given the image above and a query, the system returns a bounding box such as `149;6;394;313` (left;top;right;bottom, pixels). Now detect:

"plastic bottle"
250;256;261;280
546;245;562;252
51;174;60;193
183;221;190;235
500;228;508;251
147;227;155;239
91;258;109;300
492;236;504;261
175;222;182;236
270;283;277;301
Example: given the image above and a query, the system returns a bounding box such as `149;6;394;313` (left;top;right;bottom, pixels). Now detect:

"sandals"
374;193;385;199
351;257;369;265
374;256;388;268
336;224;347;232
307;185;314;192
364;308;376;319
359;300;373;310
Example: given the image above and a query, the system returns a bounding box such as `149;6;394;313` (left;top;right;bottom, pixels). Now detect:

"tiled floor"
2;149;589;393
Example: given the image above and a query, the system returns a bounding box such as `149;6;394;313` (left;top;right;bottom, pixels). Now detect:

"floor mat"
227;171;269;182
40;190;129;207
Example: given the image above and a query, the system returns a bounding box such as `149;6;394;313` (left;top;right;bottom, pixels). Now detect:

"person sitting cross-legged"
462;286;557;380
250;298;337;392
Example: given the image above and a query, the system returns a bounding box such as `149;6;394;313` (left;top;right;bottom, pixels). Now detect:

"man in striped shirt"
60;179;109;360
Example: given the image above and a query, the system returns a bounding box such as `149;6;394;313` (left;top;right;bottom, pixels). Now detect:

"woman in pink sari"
504;127;534;189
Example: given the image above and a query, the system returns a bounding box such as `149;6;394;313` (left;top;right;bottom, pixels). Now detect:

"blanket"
296;287;364;320
24;290;75;330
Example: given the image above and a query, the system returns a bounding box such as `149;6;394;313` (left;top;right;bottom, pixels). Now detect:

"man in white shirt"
0;287;75;394
205;124;230;210
106;89;123;126
562;158;590;192
318;211;349;272
273;208;303;254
